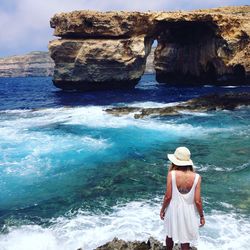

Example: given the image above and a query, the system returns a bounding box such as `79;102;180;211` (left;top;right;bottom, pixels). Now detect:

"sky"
0;0;249;57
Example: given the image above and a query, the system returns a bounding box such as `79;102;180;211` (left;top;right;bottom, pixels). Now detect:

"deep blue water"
0;75;249;250
1;75;249;110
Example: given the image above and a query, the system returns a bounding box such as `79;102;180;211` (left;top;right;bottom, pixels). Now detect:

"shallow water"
0;75;249;250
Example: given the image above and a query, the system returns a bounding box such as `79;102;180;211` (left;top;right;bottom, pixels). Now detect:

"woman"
160;147;205;250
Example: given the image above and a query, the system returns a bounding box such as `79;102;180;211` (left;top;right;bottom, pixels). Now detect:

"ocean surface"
0;75;249;250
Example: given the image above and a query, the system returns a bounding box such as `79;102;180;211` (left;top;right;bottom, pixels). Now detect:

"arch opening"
153;20;223;85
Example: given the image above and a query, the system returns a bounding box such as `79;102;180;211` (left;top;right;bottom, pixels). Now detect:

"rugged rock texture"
50;11;155;38
49;6;250;90
0;51;54;77
0;50;155;78
49;37;153;90
105;92;250;118
154;7;250;85
94;237;197;250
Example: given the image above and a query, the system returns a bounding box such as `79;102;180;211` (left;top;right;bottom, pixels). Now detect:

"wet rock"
94;237;197;250
105;92;250;118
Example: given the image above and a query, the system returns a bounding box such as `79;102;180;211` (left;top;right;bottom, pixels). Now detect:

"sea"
0;75;249;250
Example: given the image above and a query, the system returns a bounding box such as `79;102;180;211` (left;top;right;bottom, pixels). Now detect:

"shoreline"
93;237;197;250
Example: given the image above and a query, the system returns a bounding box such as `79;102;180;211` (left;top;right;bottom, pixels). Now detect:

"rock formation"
0;50;155;78
49;6;250;90
0;51;54;77
105;92;250;118
93;237;197;250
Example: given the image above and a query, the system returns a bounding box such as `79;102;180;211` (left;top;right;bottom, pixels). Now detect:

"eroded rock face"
49;37;153;90
154;7;250;84
94;237;197;250
49;6;250;90
50;11;155;38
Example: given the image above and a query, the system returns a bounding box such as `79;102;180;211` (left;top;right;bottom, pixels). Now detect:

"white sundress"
164;170;200;244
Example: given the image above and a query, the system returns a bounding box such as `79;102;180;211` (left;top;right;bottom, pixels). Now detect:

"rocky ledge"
49;6;250;91
93;237;197;250
105;92;250;118
0;51;54;77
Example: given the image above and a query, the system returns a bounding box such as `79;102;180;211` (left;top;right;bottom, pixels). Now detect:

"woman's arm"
194;176;205;227
160;171;172;220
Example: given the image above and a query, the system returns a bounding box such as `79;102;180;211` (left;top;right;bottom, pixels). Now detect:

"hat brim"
167;154;193;166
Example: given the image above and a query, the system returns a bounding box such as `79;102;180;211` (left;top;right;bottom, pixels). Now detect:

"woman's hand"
199;216;205;227
160;209;165;220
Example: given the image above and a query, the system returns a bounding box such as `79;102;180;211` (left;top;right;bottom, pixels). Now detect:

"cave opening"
153;20;221;85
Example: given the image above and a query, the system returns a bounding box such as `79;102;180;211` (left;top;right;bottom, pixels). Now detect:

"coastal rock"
49;37;153;90
0;51;54;77
49;6;250;90
154;7;250;85
105;92;250;118
94;237;197;250
0;49;155;78
50;11;155;38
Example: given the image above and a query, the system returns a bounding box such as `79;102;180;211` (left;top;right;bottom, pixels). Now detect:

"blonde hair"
169;163;194;172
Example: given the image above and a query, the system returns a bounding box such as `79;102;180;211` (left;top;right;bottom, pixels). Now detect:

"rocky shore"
49;6;250;90
93;237;197;250
105;92;250;118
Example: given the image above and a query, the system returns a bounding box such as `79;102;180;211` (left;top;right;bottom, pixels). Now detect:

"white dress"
164;170;200;244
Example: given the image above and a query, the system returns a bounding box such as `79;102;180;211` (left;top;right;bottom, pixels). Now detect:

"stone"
50;11;155;38
105;92;250;118
0;51;54;77
154;7;250;85
0;49;155;78
94;237;161;250
49;6;250;90
94;237;197;250
49;37;153;90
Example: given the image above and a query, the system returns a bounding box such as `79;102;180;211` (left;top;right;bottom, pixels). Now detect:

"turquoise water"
0;75;250;249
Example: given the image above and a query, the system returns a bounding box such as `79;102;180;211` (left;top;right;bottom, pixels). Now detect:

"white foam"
221;86;238;88
128;101;182;108
1;134;110;176
197;161;250;173
0;106;202;135
178;110;214;117
0;200;249;250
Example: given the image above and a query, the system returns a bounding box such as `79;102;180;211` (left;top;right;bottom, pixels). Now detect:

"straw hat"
167;147;193;166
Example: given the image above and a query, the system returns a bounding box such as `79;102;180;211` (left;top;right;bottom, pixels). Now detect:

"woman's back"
175;170;196;194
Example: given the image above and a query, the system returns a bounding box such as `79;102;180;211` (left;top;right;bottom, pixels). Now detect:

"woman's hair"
169;163;194;172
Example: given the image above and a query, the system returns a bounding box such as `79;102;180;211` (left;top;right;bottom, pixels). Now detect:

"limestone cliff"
49;6;250;90
49;37;153;90
0;50;155;78
153;6;250;84
0;51;54;77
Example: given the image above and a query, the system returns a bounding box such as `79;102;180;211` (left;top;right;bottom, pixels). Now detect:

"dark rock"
105;92;250;118
94;237;162;250
94;237;197;250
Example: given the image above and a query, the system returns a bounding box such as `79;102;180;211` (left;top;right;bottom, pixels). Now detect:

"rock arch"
49;6;250;91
